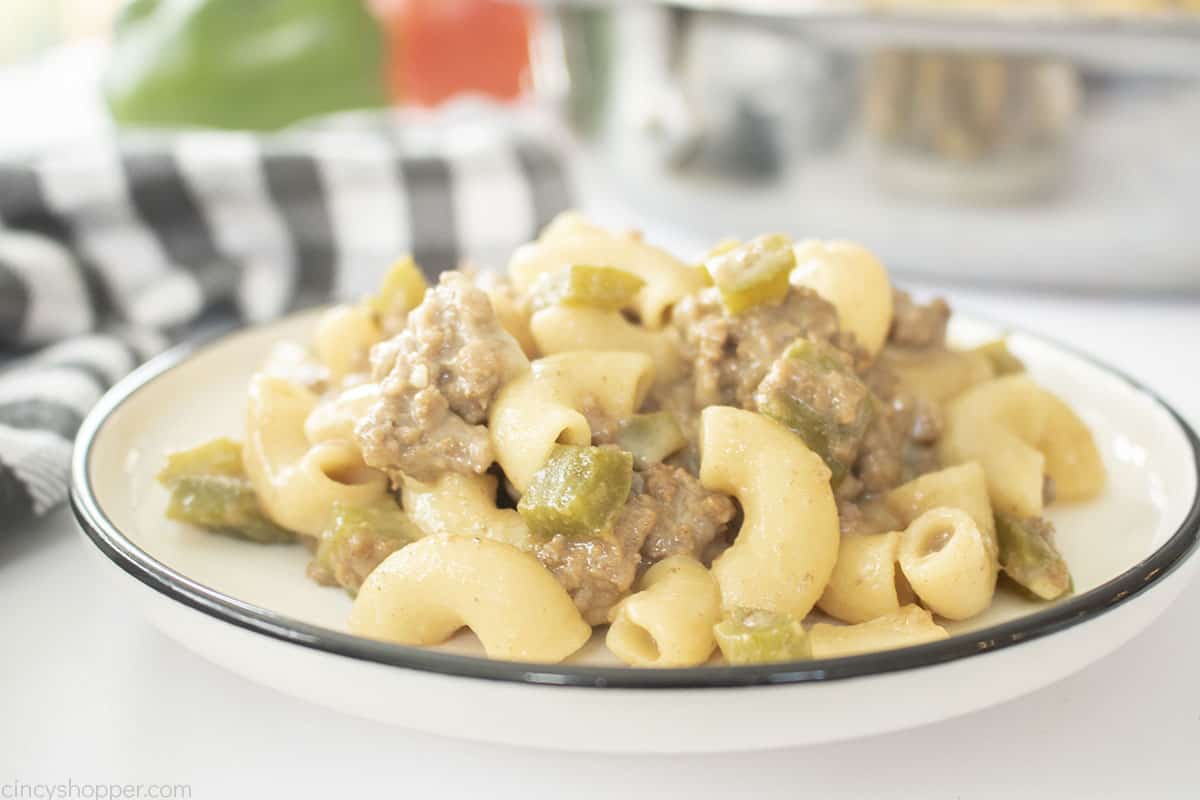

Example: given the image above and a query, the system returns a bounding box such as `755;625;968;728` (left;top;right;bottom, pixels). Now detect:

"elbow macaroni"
401;472;533;551
939;375;1106;517
792;240;894;358
243;374;389;537
886;462;997;558
529;305;683;385
303;382;380;445
809;605;949;658
312;304;381;381
476;272;539;358
818;531;906;625
938;375;1051;518
701;406;840;620
606;556;722;668
1039;392;1106;502
898;507;997;621
349;535;592;663
507;212;706;328
489;351;655;493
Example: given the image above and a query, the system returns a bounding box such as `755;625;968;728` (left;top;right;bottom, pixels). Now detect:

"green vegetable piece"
688;239;743;289
104;0;389;131
157;437;245;485
996;512;1073;601
758;392;838;479
159;438;293;543
165;475;295;544
973;339;1025;376
368;256;428;318
780;337;850;372
754;338;872;485
309;501;420;593
704;234;796;314
714;608;812;665
530;265;646;311
518;445;633;539
695;238;736;288
615;412;687;468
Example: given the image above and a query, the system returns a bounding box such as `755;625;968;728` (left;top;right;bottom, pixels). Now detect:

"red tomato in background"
372;0;534;106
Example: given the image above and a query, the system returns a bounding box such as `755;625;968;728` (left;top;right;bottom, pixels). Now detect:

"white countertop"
3;286;1198;797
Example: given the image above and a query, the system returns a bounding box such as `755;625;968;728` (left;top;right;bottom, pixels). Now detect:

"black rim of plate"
70;316;1200;690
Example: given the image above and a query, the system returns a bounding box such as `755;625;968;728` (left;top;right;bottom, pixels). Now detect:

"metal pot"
534;1;1200;290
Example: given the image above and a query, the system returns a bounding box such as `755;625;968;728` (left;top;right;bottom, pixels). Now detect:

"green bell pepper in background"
104;0;389;131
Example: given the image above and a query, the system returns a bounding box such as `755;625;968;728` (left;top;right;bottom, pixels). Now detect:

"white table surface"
3;286;1198;797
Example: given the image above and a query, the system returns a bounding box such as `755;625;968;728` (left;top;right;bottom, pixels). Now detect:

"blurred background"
2;0;1199;289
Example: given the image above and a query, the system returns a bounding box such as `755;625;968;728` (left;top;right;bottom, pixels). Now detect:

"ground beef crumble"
306;528;405;593
634;463;737;563
890;290;950;349
356;272;528;483
671;286;848;410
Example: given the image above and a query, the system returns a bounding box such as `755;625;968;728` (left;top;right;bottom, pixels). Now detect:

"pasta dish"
157;213;1106;666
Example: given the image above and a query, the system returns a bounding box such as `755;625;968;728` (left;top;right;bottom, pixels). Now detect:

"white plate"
70;310;1200;753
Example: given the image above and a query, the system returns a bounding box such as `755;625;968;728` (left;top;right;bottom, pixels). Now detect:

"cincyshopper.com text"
2;781;192;800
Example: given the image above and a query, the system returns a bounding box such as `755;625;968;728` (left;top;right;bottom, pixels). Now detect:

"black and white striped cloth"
0;111;572;527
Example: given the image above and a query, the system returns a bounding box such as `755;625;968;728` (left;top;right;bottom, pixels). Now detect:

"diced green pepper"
157;437;245;484
368;256;428;318
973;339;1025;376
996;512;1072;600
754;338;873;485
158;438;294;543
758;393;838;477
309;500;420;593
518;445;633;539
615;412;687;468
714;608;812;665
704;234;795;315
780;338;850;372
165;475;295;544
530;265;646;312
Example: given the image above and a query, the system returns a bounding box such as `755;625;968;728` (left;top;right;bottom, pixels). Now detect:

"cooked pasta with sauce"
157;213;1106;666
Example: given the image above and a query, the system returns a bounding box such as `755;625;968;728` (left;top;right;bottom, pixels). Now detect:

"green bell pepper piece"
309;500;420;593
165;475;295;544
615;411;687;469
157;436;244;484
704;234;795;315
714;608;812;665
105;0;389;131
158;437;295;543
996;512;1073;601
530;265;646;312
517;445;633;539
754;338;873;485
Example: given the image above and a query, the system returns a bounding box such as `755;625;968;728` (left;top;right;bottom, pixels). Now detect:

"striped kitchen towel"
0;110;572;527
